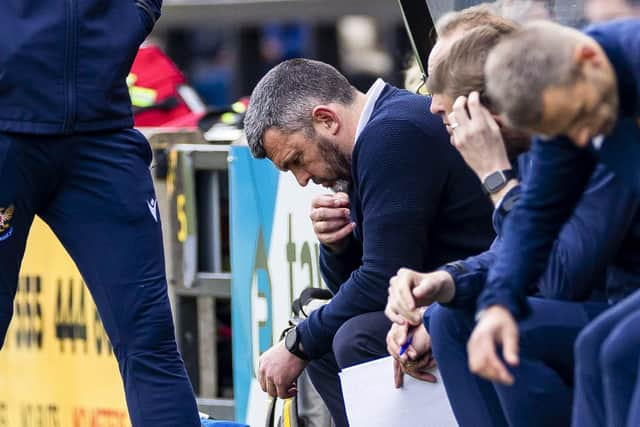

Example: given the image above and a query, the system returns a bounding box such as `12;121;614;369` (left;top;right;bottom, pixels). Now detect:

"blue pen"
398;334;414;356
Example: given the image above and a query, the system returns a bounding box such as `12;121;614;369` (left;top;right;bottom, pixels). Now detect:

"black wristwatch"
285;327;309;360
482;169;515;194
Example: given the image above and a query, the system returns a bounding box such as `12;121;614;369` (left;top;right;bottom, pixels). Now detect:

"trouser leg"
41;129;199;427
599;298;640;426
306;352;348;427
428;305;509;427
574;292;640;427
0;133;52;348
626;359;640;427
493;298;606;427
306;311;390;427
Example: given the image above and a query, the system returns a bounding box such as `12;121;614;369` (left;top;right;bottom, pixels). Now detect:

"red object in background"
129;44;204;127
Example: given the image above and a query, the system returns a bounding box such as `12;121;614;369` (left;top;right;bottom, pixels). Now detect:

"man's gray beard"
332;180;351;193
316;135;352;193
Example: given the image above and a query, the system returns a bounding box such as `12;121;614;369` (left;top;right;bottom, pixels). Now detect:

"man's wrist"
488;179;518;206
285;327;309;360
475;304;512;322
435;270;456;303
323;236;351;255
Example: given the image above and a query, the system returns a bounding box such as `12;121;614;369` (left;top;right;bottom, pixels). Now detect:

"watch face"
285;328;297;351
484;171;506;192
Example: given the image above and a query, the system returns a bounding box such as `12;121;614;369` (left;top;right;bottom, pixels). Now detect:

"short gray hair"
485;21;581;129
243;58;356;158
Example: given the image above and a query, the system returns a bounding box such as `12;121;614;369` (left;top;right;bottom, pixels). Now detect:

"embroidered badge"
0;205;15;241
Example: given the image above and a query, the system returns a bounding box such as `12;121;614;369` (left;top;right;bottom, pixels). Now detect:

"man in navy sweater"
386;17;640;427
243;58;495;426
464;18;640;426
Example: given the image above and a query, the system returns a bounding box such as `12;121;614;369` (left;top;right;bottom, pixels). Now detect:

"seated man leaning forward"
465;17;640;391
243;58;495;427
467;18;640;427
386;13;640;427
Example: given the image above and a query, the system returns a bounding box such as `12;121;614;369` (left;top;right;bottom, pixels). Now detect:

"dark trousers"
428;298;607;427
574;289;640;427
0;130;200;427
305;311;391;427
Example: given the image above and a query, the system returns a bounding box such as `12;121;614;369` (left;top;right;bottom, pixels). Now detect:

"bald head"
485;20;618;146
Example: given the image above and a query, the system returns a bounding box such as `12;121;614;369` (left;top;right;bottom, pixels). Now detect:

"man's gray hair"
485;21;581;129
243;58;355;158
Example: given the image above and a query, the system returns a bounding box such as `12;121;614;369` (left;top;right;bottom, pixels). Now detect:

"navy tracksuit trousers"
428;299;607;427
574;289;640;427
305;311;391;427
0;130;200;427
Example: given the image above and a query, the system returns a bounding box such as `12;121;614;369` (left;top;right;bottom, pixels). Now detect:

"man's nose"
430;96;444;116
570;127;593;148
292;169;311;187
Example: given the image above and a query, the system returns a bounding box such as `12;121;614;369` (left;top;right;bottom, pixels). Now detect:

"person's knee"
599;330;631;374
333;313;390;369
574;322;606;371
429;305;469;351
332;318;374;368
112;301;178;361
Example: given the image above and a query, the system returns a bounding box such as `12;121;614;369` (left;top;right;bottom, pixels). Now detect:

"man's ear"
575;44;600;67
312;106;340;135
492;114;505;128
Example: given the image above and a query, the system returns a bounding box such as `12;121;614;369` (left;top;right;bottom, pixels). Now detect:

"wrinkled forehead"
263;127;305;162
263;128;288;158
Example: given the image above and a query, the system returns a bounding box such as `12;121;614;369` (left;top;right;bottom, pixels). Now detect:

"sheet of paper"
339;356;458;427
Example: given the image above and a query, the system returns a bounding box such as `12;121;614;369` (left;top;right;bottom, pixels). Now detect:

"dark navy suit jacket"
478;18;640;318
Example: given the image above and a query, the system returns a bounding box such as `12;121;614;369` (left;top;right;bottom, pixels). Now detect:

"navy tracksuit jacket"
469;18;640;427
0;2;200;426
478;18;640;318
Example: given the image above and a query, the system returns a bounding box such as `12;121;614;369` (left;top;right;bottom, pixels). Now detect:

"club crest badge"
0;205;15;241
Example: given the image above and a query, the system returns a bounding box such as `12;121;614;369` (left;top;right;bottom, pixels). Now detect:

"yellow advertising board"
0;218;130;427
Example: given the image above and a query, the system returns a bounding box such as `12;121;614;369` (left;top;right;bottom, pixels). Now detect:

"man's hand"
385;268;455;326
258;341;308;399
386;323;437;388
448;92;512;180
467;305;519;385
309;192;355;253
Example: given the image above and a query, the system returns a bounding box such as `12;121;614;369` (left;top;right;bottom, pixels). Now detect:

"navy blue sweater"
297;85;496;359
477;18;640;318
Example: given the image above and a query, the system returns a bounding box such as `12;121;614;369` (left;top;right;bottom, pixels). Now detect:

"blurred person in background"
586;0;640;22
386;6;640;426
467;18;640;427
243;58;495;427
0;1;202;426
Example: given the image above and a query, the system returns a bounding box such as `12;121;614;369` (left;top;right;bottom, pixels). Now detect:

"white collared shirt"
354;78;386;144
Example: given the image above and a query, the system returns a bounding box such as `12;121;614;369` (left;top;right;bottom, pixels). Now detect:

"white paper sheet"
339;356;458;427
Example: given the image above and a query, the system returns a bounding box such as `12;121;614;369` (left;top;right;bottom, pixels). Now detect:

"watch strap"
286;327;309;360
